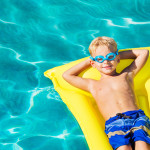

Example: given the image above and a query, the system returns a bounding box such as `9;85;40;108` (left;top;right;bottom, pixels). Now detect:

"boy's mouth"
103;66;112;69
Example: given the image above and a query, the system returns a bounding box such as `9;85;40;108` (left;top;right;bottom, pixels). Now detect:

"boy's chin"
99;68;116;75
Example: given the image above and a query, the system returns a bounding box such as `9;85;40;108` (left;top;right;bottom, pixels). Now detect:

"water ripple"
0;19;16;25
0;0;150;149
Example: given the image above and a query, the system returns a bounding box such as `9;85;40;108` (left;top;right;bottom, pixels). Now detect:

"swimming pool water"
0;0;150;149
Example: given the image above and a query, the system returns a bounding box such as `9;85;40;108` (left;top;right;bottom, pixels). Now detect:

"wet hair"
89;36;117;56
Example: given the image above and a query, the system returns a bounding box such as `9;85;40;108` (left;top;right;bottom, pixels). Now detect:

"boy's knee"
116;144;132;150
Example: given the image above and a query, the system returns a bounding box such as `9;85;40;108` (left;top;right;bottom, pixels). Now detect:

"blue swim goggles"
90;49;119;63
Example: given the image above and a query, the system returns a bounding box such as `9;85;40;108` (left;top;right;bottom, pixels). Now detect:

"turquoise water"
0;0;150;149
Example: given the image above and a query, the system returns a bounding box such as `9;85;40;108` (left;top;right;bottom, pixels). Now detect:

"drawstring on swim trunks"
116;113;132;119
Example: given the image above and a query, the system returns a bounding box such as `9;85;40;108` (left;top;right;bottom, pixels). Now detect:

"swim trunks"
104;109;150;150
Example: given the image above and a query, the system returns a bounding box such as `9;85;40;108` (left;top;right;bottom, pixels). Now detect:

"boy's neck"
100;70;119;79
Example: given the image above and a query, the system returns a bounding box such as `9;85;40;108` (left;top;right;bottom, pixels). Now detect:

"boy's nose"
103;59;110;63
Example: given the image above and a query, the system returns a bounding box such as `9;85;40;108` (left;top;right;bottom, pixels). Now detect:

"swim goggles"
90;49;119;63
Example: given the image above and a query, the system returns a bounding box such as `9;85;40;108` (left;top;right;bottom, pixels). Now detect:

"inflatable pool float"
44;47;150;150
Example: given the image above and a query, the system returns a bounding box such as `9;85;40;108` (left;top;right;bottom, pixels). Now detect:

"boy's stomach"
96;97;139;121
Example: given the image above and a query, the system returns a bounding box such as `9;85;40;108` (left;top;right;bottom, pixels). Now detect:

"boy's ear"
117;58;120;63
90;60;96;68
117;54;120;63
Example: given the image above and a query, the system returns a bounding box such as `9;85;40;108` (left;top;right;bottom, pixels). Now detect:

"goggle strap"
115;49;119;55
90;56;95;61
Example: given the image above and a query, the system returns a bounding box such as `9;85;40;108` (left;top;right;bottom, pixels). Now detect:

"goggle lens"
107;54;115;60
97;58;103;62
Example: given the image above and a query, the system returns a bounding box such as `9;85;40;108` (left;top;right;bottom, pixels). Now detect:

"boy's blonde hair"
89;36;117;56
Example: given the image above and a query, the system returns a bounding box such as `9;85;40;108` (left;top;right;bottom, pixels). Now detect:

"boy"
62;36;150;150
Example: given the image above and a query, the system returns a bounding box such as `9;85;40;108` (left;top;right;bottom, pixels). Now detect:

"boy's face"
90;45;120;76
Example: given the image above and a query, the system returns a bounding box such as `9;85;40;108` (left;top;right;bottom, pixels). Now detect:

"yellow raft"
44;47;150;150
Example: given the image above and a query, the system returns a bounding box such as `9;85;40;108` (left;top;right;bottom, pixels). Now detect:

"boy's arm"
119;49;149;77
62;58;92;92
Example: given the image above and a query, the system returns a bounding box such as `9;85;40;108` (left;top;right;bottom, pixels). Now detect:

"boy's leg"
116;145;133;150
135;141;150;150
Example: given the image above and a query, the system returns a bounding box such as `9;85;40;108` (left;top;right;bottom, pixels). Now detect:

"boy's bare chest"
90;72;134;98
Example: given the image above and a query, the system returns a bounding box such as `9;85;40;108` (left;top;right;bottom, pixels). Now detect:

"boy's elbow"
139;49;149;58
62;72;70;80
146;49;149;55
62;72;67;80
144;49;149;59
143;49;149;55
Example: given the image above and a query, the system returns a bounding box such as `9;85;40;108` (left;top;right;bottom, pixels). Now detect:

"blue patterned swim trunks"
104;109;150;150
